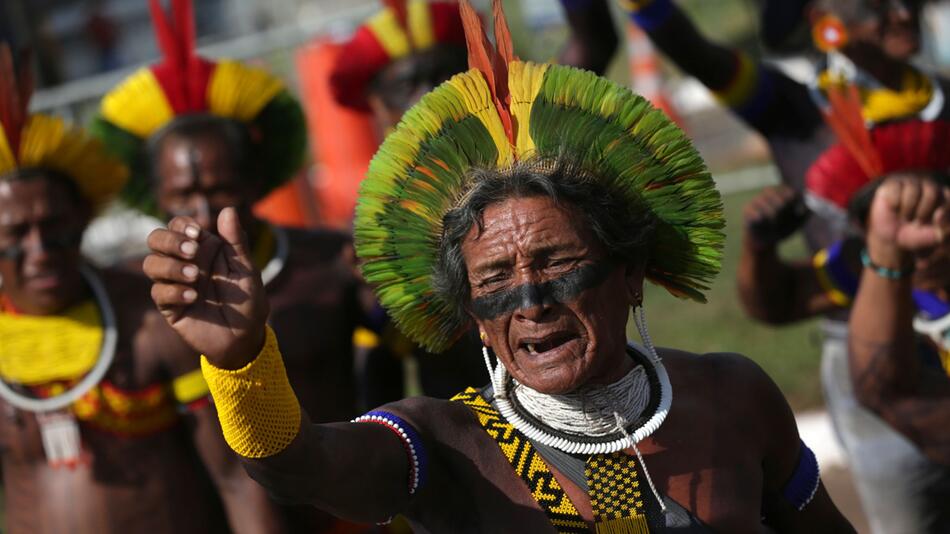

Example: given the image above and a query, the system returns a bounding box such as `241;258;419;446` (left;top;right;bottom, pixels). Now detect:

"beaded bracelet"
861;249;914;280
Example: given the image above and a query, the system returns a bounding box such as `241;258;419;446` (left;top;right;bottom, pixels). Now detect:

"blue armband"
353;410;429;495
914;289;950;321
783;440;820;511
559;0;594;13
813;240;859;307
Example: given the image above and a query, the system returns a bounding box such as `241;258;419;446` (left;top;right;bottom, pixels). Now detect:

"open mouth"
519;331;580;356
24;271;64;291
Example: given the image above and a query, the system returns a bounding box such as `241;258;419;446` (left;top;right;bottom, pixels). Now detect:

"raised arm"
849;174;950;466
557;0;619;75
619;0;820;137
143;209;416;522
619;0;739;90
737;185;847;323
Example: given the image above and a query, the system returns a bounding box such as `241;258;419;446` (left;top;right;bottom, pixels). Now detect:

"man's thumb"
217;208;253;267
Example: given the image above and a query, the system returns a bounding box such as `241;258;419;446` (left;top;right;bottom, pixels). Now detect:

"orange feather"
822;80;884;178
458;0;515;145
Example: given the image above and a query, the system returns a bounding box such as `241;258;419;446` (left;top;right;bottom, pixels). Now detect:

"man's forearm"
623;0;738;90
202;327;414;522
218;477;287;534
848;248;950;464
738;238;800;324
848;267;917;404
558;0;619;75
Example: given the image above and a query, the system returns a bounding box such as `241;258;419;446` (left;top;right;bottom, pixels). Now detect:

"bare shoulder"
658;348;797;446
659;348;781;398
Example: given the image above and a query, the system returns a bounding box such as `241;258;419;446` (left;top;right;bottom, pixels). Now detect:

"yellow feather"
508;61;548;157
446;70;513;165
408;0;435;49
100;68;175;138
368;7;412;58
207;61;284;122
17;115;128;210
0;127;15;176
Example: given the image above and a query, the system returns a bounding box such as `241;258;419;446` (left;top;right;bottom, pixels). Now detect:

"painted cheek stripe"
469;262;613;320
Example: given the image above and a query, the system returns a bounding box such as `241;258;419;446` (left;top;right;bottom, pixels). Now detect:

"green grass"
629;186;826;411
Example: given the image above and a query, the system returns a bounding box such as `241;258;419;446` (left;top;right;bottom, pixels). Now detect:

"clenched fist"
144;208;270;369
743;185;810;249
866;173;950;270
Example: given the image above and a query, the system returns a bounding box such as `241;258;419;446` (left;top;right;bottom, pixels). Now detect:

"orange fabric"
253;174;319;228
296;40;377;229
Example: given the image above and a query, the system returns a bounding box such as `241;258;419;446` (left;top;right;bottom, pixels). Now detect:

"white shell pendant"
36;410;82;469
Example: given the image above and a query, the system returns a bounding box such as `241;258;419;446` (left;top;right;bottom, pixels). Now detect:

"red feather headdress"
807;80;950;213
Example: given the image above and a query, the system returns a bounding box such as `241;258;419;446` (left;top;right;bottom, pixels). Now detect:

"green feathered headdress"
354;0;724;352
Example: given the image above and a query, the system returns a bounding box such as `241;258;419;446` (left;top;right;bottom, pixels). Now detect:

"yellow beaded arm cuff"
200;326;301;458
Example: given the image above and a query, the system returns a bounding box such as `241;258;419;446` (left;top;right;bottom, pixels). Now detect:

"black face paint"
469;261;614;320
0;230;84;260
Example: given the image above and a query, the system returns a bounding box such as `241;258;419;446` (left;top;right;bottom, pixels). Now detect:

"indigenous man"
623;1;948;531
90;2;372;530
847;173;950;531
143;3;854;531
329;0;621;402
91;0;363;438
763;162;950;532
0;47;282;533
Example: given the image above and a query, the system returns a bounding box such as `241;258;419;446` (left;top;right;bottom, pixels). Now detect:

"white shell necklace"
260;225;289;287
481;306;672;511
510;362;652;439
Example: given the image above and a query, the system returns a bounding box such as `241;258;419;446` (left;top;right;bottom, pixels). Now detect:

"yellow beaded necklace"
0;299;102;385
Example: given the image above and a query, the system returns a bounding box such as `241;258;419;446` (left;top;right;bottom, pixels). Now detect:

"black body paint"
469;262;613;320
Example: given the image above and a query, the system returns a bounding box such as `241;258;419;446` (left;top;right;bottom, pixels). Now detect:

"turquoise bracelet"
860;249;914;280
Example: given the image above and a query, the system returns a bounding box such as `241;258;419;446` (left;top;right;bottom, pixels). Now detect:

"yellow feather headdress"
90;0;306;213
0;46;127;211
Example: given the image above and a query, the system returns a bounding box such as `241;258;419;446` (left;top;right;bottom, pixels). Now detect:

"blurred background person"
90;1;382;531
847;172;950;532
328;0;483;404
622;0;950;532
83;0;121;72
0;45;283;534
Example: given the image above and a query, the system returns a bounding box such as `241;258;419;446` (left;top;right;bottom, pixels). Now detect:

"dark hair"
367;45;469;112
3;167;86;205
146;114;252;185
433;155;655;325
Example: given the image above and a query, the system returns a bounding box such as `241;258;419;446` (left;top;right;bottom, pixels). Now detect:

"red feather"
0;44;32;160
149;0;183;68
458;0;514;145
148;0;211;113
807;119;950;210
491;0;515;112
